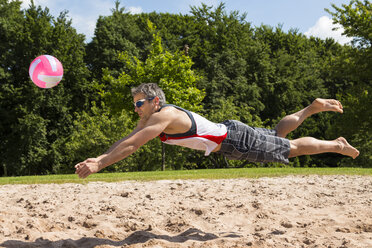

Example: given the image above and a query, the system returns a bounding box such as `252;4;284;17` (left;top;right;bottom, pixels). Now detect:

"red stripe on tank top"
160;133;227;144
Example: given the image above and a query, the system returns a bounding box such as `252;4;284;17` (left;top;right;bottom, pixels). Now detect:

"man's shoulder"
148;106;178;122
158;104;186;116
158;105;177;114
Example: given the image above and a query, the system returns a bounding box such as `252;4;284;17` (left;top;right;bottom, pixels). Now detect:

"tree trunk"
3;164;7;177
162;143;165;171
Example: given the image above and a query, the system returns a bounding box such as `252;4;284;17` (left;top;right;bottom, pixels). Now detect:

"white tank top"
159;105;227;155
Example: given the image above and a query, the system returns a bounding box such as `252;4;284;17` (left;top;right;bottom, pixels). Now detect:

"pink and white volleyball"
29;55;63;88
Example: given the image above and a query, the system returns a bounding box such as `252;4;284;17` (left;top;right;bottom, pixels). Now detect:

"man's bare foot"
336;137;360;159
310;98;344;114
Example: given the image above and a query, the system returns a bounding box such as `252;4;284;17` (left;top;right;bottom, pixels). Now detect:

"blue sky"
21;0;353;44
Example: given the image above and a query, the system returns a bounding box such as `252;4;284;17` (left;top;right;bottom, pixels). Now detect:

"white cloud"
20;0;54;9
305;16;352;45
20;0;31;9
19;0;114;42
128;6;143;14
90;0;113;15
69;14;97;42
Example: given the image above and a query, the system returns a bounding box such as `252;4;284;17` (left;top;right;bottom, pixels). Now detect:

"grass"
0;167;371;185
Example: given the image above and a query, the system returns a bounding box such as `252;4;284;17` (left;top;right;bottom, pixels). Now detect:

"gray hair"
131;83;166;106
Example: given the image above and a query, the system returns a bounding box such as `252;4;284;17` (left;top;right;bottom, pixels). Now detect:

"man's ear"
154;96;160;105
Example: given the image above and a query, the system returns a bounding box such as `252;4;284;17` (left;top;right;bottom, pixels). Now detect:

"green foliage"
59;103;139;173
252;26;340;124
99;21;205;115
327;0;372;167
0;0;92;176
331;90;372;167
85;1;144;79
85;2;350;169
187;3;264;121
327;0;372;47
1;0;371;176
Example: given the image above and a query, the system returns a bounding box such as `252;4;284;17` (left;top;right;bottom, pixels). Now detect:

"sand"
0;175;371;248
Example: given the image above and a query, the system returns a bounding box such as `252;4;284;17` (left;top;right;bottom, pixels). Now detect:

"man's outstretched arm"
75;113;170;178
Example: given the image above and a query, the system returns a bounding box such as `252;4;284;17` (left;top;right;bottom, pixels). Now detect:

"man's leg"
289;137;359;159
275;98;343;138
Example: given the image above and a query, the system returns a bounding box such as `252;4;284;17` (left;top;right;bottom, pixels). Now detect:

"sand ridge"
0;175;371;247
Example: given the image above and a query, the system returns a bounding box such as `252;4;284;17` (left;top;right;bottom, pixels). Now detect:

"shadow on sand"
0;228;241;248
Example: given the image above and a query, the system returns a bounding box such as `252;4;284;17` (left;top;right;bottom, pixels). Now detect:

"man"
75;83;359;179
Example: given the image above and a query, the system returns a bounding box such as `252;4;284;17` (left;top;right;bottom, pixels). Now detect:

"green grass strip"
0;167;371;185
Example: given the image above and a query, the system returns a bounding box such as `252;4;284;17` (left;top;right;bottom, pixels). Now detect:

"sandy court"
0;175;371;248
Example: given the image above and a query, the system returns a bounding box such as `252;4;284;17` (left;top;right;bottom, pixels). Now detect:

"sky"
20;0;353;45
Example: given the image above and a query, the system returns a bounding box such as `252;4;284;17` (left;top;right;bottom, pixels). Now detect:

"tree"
185;3;264;123
59;103;138;173
327;0;372;167
0;0;91;175
99;20;205;114
85;0;145;80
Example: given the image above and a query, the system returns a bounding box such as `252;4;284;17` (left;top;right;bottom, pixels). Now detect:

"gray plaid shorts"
216;120;290;164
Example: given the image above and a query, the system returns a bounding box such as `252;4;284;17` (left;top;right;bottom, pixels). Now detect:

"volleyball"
29;55;63;88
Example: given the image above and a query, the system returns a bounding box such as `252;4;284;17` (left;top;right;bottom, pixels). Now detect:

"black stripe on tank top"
158;104;196;138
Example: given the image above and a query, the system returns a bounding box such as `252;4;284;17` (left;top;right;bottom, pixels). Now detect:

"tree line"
0;0;370;176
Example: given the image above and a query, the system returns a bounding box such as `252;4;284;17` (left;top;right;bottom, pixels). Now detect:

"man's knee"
275;128;287;138
288;140;297;158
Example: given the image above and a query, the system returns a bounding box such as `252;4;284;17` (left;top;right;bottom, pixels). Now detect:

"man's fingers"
79;168;91;179
75;162;85;169
77;168;86;178
80;170;90;179
75;160;97;178
76;164;92;179
75;163;86;176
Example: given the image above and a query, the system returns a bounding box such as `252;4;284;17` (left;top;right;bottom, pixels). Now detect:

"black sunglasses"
134;97;155;108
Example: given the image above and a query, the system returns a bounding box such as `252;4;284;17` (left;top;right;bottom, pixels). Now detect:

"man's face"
133;93;155;120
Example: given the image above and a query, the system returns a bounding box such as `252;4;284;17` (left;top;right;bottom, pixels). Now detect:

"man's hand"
75;158;101;179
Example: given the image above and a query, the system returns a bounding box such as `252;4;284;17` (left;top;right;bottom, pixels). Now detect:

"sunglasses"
134;97;155;108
